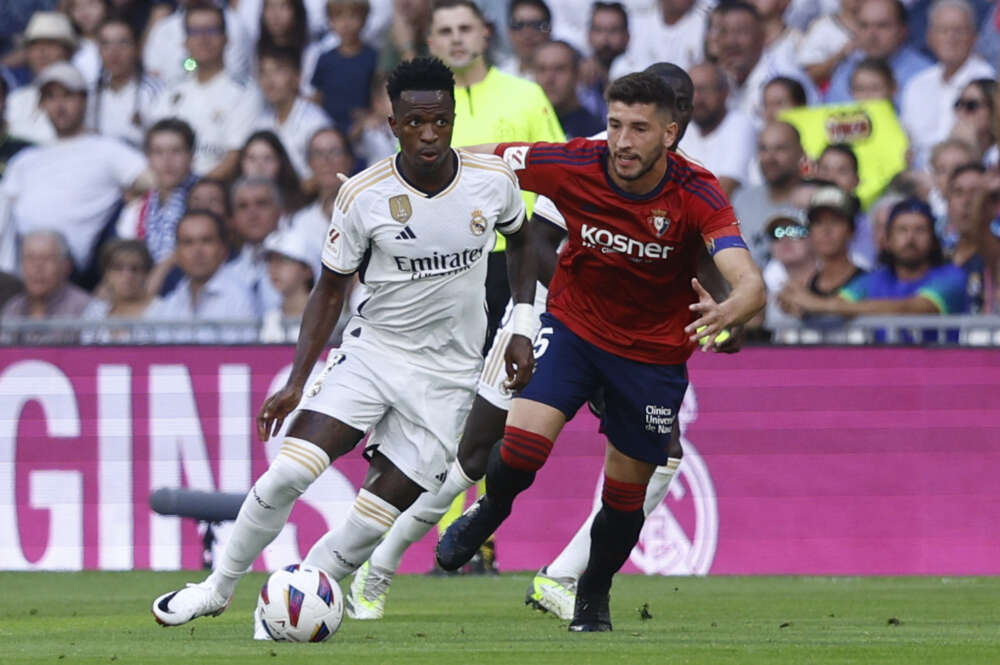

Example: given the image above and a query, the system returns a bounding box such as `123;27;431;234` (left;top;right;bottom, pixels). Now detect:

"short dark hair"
606;71;676;120
540;40;581;70
145;117;196;152
765;76;807;107
850;56;896;90
820;143;859;175
432;0;487;23
510;0;552;23
882;197;943;268
100;238;154;276
186;178;231;217
591;2;628;31
949;161;987;187
184;0;227;33
386;56;455;104
308;126;355;164
97;15;138;43
177;208;228;243
644;62;693;121
257;44;302;72
713;0;759;20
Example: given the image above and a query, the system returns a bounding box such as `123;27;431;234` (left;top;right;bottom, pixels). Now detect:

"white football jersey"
323;149;525;373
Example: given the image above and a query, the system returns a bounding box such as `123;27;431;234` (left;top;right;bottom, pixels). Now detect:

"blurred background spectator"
826;0;933;105
683;61;756;196
500;0;553;79
1;229;92;343
1;62;148;283
5;11;77;144
237;129;305;212
900;0;994;168
143;0;252;84
226;176;285;316
254;44;332;178
148;2;259;178
311;0;377;132
145;209;256;343
259;227;316;342
732;120;807;265
90;16;163;148
1;0;999;345
82;238;159;344
533;40;602;139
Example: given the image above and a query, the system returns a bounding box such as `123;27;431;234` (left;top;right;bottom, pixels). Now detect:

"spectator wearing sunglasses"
498;0;552;80
778;198;969;321
950;78;997;164
900;0;994;169
760;211;814;331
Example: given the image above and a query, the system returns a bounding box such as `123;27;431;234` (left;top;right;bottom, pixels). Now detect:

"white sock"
546;457;681;581
369;460;476;574
303;488;401;581
207;438;330;599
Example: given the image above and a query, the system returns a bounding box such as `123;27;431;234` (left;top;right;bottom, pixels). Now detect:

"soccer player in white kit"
150;56;537;630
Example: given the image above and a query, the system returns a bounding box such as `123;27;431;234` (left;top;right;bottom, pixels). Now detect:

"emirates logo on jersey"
648;209;671;236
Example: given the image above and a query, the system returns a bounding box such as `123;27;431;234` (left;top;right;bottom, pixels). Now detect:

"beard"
612;144;664;182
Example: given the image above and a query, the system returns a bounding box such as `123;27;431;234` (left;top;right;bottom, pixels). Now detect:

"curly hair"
385;56;455;104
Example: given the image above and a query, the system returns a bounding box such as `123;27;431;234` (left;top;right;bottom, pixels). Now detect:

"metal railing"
2;316;1000;346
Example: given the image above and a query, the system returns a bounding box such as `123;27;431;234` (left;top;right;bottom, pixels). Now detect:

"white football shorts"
297;338;477;493
477;298;543;410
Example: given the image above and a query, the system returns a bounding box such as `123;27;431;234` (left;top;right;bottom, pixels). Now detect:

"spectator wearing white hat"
259;227;318;343
1;62;149;280
5;11;77;144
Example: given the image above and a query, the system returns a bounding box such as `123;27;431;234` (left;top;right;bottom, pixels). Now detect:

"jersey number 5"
533;327;554;358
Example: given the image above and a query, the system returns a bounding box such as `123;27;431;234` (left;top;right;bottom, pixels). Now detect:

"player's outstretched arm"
685;248;765;351
460;143;501;154
503;224;537;391
257;268;354;440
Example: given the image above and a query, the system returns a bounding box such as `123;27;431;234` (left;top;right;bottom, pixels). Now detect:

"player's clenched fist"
503;334;535;391
257;385;303;441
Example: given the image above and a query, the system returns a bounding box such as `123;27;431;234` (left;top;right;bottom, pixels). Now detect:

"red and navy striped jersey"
495;137;747;364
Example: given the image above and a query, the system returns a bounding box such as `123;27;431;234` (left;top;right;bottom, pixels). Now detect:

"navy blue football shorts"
517;312;688;466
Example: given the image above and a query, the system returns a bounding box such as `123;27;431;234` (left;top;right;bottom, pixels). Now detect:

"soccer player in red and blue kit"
436;71;766;632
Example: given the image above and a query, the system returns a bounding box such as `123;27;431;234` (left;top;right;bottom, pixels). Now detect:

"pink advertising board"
1;347;998;575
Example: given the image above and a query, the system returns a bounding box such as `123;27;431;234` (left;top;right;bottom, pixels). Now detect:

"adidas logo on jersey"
395;226;417;240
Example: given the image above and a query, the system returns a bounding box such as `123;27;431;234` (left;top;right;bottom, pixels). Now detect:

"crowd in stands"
0;0;998;345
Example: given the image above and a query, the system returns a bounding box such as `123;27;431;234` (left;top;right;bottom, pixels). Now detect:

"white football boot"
152;581;229;626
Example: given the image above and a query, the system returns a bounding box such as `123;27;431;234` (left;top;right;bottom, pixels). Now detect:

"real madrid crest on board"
649;209;671;236
470;209;488;235
389;195;412;223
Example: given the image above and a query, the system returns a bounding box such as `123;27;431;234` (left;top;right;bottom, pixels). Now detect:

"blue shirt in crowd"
825;46;934;105
311;44;378;133
840;263;969;343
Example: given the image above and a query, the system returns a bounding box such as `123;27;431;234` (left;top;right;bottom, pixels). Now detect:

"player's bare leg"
152;411;364;627
569;443;656;632
351;396;508;618
436;398;565;571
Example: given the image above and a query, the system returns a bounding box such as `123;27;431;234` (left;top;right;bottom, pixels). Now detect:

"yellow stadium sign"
780;99;908;210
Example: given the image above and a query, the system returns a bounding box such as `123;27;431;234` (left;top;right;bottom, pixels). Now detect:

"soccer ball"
256;564;344;642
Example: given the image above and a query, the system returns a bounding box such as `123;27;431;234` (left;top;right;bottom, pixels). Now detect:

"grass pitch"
1;572;997;664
